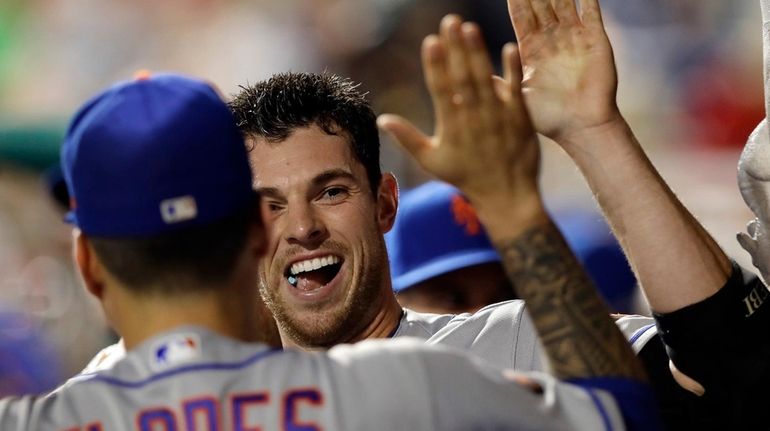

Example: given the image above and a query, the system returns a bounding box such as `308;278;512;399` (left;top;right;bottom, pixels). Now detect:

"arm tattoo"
496;221;646;381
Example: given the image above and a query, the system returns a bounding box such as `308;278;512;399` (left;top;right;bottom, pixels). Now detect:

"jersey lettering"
283;388;323;431
232;392;269;431
97;388;326;430
743;283;770;317
183;397;219;431
62;423;103;431
138;408;178;431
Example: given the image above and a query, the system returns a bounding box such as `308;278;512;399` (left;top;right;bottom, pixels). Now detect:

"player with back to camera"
0;72;660;430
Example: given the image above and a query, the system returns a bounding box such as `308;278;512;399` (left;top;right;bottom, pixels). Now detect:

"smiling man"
228;27;650;384
232;72;545;356
248;121;401;348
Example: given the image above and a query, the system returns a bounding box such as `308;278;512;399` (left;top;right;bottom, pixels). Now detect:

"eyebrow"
255;169;357;199
311;169;357;188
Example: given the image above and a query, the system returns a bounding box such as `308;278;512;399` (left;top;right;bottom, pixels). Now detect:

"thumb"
377;114;432;158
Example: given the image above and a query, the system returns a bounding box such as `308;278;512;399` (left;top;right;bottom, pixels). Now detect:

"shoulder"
406;300;541;371
80;340;126;374
397;300;530;337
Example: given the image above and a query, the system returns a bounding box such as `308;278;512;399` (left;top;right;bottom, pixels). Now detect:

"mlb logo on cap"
61;73;255;236
160;196;198;224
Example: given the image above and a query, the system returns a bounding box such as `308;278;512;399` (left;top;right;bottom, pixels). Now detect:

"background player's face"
395;263;516;315
249;124;394;347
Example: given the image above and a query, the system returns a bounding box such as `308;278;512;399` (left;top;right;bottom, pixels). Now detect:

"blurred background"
0;0;762;392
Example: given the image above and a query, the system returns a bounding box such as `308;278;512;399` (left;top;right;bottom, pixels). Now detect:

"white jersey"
83;300;657;374
2;326;634;430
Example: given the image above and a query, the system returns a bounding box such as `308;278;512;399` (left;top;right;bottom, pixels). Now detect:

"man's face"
249;124;395;348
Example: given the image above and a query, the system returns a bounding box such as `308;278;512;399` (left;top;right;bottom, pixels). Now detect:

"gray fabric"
0;326;624;430
736;1;770;285
396;300;656;372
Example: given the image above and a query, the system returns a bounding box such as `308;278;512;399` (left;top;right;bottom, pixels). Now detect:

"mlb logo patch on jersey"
160;196;198;224
150;333;201;371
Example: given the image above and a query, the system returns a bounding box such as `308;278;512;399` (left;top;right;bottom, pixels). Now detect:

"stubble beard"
259;235;388;348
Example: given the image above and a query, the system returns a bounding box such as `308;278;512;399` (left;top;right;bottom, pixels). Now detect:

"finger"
550;0;580;25
441;15;477;107
461;22;497;108
502;43;523;93
421;34;452;128
747;219;759;237
492;76;511;104
746;218;759;238
507;0;538;39
669;360;705;397
578;0;605;28
529;0;558;27
377;114;432;158
737;232;756;255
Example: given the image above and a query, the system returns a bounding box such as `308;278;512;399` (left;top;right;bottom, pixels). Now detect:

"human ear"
74;231;106;301
376;173;399;233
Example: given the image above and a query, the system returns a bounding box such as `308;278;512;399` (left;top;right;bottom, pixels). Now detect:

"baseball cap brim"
391;249;501;293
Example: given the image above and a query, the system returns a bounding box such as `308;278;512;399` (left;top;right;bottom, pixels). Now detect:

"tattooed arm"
496;221;646;380
379;14;645;381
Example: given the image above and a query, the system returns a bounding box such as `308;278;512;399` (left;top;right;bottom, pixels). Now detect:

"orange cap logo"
451;194;480;236
133;69;152;81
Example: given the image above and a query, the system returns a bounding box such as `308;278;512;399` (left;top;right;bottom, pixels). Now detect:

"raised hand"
377;15;540;211
380;14;647;382
508;0;620;143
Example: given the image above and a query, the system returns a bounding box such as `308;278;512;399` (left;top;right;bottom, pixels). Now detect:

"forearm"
560;118;731;313
483;210;646;381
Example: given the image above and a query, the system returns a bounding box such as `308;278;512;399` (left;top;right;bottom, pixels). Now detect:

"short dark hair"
229;72;382;195
89;202;258;295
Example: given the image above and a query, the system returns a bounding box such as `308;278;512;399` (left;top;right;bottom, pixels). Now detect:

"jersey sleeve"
0;396;42;431
653;260;770;429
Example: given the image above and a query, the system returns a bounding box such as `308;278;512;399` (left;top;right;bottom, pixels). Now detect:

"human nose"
283;201;328;246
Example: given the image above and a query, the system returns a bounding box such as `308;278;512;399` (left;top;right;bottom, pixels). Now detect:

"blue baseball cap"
554;209;637;312
386;181;500;293
61;73;255;236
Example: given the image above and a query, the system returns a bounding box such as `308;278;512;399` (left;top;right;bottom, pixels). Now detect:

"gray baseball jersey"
83;300;657;374
3;326;631;430
396;300;657;371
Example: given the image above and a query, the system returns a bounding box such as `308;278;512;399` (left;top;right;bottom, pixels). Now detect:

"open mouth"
285;255;343;292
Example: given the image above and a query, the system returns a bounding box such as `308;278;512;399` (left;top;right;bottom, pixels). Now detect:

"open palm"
509;0;619;143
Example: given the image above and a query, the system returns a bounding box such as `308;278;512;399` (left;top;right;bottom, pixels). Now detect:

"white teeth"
290;255;340;276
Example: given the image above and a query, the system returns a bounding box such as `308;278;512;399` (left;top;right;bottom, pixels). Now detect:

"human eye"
262;199;285;214
319;186;349;203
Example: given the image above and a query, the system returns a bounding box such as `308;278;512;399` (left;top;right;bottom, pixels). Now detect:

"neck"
114;285;262;351
346;293;404;343
279;293;404;350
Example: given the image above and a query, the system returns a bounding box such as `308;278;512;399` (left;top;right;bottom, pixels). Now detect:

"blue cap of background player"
386;181;500;293
61;73;255;236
